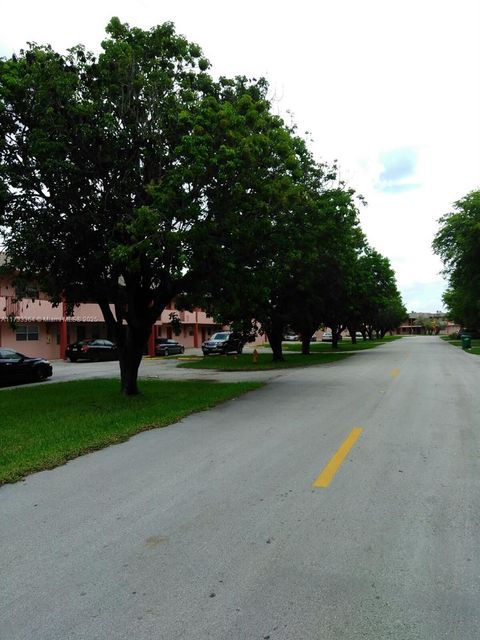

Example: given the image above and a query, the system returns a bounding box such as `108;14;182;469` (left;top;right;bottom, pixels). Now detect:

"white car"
321;332;343;342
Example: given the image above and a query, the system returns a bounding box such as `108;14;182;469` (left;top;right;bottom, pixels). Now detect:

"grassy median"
178;351;352;371
0;378;262;485
283;335;403;352
442;336;480;355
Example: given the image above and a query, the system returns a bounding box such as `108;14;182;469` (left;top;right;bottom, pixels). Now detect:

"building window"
16;324;39;341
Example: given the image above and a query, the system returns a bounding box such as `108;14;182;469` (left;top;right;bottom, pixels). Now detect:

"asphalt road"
1;337;479;639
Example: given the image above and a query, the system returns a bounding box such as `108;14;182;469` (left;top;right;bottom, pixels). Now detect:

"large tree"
284;183;365;354
182;124;318;361
191;140;360;361
0;18;289;393
194;172;367;359
433;190;480;328
348;247;406;340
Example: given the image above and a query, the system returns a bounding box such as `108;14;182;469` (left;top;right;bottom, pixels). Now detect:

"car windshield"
0;348;23;360
211;332;229;340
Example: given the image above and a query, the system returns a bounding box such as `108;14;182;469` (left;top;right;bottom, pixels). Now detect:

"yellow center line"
391;367;400;378
313;427;363;488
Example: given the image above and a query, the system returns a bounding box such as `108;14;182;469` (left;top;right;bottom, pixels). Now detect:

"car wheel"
164;348;169;357
69;356;77;362
202;350;208;356
237;344;243;354
33;367;47;381
180;346;185;354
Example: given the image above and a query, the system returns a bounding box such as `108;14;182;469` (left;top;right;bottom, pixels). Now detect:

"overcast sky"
2;0;479;312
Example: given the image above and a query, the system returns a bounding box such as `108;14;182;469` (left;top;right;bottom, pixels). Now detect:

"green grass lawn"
283;335;402;353
178;351;352;371
442;337;480;355
0;378;262;485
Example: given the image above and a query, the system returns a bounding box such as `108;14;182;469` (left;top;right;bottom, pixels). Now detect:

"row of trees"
433;190;480;329
0;18;406;395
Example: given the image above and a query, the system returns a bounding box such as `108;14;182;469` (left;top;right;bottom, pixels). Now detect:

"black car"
0;348;52;384
202;331;245;356
66;339;118;362
155;338;185;356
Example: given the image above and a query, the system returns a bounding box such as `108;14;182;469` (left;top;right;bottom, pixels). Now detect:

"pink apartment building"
0;268;222;360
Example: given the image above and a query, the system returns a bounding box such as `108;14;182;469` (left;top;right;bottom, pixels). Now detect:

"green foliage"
0;18;291;391
433;190;480;327
355;247;407;337
0;16;407;382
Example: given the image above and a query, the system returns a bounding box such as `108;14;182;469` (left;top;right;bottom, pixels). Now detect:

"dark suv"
202;332;245;356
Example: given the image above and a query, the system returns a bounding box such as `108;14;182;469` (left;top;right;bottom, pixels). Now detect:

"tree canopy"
433;190;480;328
0;18;298;391
1;17;407;390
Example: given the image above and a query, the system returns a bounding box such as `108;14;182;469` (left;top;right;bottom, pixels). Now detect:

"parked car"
283;333;299;341
321;331;343;342
66;339;118;362
202;332;245;356
0;348;52;384
155;338;185;356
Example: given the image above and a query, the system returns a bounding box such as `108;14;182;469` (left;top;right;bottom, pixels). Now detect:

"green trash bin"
462;335;471;350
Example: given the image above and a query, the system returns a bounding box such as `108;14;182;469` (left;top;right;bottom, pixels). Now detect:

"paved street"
1;336;479;639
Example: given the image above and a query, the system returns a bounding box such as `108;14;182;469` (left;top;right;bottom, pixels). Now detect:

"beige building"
396;312;459;336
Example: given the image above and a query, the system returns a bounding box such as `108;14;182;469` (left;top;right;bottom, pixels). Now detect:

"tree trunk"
348;325;357;344
301;334;311;355
266;325;285;361
97;301;150;395
298;320;317;355
331;324;344;349
118;340;145;396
